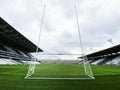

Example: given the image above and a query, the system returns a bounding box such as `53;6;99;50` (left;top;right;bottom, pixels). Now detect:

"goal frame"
25;54;95;80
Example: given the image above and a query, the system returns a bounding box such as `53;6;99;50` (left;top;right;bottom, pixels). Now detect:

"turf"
31;64;86;78
0;64;120;90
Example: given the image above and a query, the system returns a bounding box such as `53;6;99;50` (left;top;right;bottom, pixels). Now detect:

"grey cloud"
0;0;120;54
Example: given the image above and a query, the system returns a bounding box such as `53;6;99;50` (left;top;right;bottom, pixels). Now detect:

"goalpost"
25;5;95;79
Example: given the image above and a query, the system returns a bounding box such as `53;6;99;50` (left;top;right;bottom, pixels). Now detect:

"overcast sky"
0;0;120;55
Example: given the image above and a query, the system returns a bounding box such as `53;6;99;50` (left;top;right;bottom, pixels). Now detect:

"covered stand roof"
87;44;120;59
0;17;43;52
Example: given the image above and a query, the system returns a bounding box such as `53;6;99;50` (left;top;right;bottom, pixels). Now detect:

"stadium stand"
86;44;120;65
0;17;43;64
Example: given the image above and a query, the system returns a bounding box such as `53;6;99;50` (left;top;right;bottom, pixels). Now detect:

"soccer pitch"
0;64;120;90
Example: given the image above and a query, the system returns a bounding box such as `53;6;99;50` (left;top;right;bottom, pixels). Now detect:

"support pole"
74;5;87;75
33;5;46;73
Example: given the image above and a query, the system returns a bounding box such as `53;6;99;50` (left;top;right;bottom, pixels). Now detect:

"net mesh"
25;54;94;79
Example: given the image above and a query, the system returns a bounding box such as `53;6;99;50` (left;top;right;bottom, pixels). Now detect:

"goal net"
25;54;94;79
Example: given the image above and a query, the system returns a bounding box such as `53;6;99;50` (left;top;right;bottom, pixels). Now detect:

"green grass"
0;64;120;90
32;64;85;78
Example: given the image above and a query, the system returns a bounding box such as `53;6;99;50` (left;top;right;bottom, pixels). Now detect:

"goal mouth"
25;54;95;80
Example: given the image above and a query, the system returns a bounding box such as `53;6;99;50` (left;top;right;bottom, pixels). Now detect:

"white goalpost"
25;4;95;80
